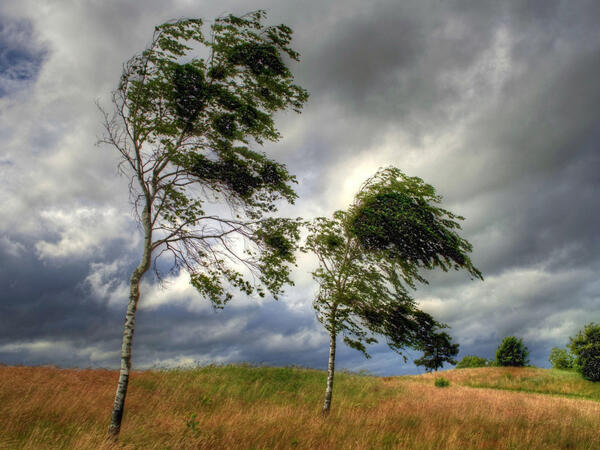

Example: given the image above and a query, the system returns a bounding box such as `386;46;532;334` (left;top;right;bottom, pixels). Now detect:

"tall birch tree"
304;167;482;414
98;12;308;438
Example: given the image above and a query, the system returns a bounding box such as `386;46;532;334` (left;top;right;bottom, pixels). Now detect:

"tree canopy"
456;355;490;369
548;347;574;370
349;168;482;280
495;336;529;367
569;323;600;381
100;12;309;303
306;168;481;359
413;326;459;372
100;11;308;437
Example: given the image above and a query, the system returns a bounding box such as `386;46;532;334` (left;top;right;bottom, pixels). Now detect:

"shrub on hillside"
569;323;600;382
496;336;529;367
434;377;450;387
548;347;574;370
456;355;489;369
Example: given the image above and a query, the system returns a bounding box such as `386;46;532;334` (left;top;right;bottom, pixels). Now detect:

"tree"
548;347;574;370
413;326;459;372
456;355;490;369
98;12;308;438
569;323;600;381
495;336;529;367
304;167;482;414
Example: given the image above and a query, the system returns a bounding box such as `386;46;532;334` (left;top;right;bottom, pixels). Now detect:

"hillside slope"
413;366;600;401
1;364;599;449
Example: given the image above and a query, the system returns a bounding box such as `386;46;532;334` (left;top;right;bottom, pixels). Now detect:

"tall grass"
416;367;600;401
1;364;599;449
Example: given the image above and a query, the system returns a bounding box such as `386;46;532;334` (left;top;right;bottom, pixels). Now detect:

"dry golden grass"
1;364;599;449
414;366;600;401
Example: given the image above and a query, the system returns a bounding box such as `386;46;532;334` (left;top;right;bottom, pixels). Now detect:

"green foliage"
349;168;482;281
184;412;201;436
434;377;450;387
548;347;574;370
456;355;490;369
569;323;600;382
413;328;459;372
101;11;308;304
304;167;481;361
495;337;529;367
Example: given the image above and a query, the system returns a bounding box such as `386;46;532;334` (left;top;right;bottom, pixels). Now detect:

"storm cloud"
1;0;599;375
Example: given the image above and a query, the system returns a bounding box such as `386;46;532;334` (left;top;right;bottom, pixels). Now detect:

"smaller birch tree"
305;167;482;414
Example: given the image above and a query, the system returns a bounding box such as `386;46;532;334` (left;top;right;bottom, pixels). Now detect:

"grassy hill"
1;364;599;449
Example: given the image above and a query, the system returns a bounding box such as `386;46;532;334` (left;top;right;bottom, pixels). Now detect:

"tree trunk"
108;208;152;439
322;327;337;415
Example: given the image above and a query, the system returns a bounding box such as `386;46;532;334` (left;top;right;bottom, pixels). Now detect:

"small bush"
496;336;529;367
434;377;450;387
456;355;489;369
570;323;600;382
549;347;573;370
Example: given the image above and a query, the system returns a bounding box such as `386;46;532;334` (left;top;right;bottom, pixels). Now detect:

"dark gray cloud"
0;18;46;96
0;0;599;376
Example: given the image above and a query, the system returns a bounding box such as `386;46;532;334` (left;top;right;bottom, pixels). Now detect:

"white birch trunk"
108;207;152;438
322;327;337;415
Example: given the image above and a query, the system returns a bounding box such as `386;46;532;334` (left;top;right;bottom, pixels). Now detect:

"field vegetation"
1;364;599;449
413;366;600;401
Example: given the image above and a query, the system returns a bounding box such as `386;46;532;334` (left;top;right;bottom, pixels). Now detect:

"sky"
1;0;599;376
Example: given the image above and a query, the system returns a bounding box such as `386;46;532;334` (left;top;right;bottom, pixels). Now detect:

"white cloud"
139;271;212;312
254;327;327;353
84;259;130;307
144;351;242;369
0;234;25;256
0;339;119;364
1;0;599;373
417;265;598;348
34;207;137;259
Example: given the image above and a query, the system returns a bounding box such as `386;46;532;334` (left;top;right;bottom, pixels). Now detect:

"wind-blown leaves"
306;167;481;361
101;11;308;304
350;168;482;279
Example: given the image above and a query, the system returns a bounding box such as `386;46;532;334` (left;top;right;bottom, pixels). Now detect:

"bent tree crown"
100;11;308;302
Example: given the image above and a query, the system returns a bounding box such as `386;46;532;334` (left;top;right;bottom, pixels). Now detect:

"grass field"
1;364;599;449
413;366;600;401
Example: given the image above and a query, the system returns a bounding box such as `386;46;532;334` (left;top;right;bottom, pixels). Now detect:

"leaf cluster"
304;167;480;361
349;168;482;281
495;336;529;367
569;323;600;381
456;355;491;369
548;347;574;370
413;326;459;372
100;12;308;306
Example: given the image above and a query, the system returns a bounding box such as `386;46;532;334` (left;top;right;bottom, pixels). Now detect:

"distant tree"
495;337;529;367
98;12;308;438
414;327;459;372
548;347;574;370
456;355;490;369
569;323;600;381
304;167;482;414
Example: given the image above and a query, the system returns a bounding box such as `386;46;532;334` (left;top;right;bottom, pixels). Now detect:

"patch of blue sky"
0;18;46;97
